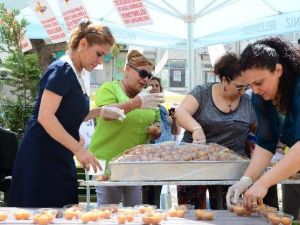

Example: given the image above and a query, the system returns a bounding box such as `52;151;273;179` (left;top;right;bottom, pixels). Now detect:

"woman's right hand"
192;127;206;144
100;106;126;120
75;148;102;173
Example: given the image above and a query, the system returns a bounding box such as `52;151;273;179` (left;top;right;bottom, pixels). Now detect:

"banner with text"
21;34;32;52
58;0;90;33
207;44;226;67
28;0;66;43
113;0;153;28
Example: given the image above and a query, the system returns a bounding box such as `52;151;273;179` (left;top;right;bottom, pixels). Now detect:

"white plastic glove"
100;106;126;121
136;87;164;109
226;176;253;206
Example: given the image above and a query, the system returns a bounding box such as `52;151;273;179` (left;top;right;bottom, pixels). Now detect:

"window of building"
163;59;186;88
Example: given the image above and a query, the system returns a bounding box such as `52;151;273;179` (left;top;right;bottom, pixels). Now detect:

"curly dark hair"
214;53;241;82
240;37;300;111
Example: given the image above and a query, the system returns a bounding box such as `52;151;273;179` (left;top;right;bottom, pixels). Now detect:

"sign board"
113;0;153;27
21;35;32;52
155;50;168;75
207;44;226;67
58;0;90;33
28;0;66;43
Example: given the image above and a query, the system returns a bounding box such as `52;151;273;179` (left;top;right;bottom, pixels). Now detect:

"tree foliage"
0;3;41;136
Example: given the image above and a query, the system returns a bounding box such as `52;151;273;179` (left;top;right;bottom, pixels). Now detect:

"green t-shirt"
90;80;160;162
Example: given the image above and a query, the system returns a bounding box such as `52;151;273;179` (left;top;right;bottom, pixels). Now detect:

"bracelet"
192;126;202;133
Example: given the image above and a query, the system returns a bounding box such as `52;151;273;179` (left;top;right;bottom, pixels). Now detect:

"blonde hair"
127;50;153;68
68;19;115;51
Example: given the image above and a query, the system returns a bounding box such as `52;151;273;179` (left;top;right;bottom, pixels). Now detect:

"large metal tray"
109;160;249;181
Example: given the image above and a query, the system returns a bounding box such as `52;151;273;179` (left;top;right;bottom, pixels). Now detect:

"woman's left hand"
243;181;268;210
75;148;102;173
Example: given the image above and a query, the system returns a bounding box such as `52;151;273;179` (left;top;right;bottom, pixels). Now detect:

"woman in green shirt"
90;50;163;206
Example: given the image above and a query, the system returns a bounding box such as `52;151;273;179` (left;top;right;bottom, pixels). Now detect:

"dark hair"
68;19;115;51
240;37;300;111
213;53;240;81
150;76;163;92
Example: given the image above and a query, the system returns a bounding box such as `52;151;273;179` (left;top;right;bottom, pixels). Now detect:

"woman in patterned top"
175;53;256;209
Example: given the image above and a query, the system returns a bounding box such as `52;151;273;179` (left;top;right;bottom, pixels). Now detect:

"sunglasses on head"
128;64;152;79
86;26;113;37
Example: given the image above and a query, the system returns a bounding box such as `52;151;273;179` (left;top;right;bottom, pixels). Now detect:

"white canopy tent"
1;0;300;89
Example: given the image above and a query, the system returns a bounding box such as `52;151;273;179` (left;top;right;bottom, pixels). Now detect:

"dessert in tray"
109;142;249;181
114;142;246;162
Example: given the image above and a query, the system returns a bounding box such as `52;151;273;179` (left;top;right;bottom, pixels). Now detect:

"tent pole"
187;0;195;91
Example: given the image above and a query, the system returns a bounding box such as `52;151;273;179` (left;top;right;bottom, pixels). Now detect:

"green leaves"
0;3;40;136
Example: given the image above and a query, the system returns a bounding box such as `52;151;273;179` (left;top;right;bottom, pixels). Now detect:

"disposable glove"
100;106;126;121
138;92;164;108
226;176;253;206
133;86;163;109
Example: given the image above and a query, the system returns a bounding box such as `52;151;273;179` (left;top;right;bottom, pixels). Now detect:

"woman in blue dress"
226;37;300;217
8;20;124;208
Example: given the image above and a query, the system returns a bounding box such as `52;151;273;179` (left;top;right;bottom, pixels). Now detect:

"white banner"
21;35;32;53
113;0;153;28
28;0;66;43
58;0;90;33
155;50;168;75
207;44;226;67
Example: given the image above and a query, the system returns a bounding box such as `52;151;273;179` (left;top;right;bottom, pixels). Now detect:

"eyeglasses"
232;82;251;92
128;64;152;79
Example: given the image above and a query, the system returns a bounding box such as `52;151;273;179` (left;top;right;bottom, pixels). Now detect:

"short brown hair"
214;53;240;81
68;20;115;51
127;50;153;69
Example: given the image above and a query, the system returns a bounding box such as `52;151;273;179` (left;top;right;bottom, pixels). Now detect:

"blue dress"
8;60;89;207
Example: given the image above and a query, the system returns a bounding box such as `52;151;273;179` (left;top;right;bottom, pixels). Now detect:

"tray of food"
109;142;249;181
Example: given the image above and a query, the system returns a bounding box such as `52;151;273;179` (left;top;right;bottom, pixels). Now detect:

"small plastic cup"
195;209;214;220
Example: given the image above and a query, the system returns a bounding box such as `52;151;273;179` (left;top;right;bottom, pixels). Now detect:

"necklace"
219;84;234;113
272;94;285;113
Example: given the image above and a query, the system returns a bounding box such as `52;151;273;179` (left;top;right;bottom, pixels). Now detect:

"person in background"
89;50;164;207
77;69;95;148
148;76;180;143
226;37;300;219
8;20;124;208
143;76;181;207
175;53;256;209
